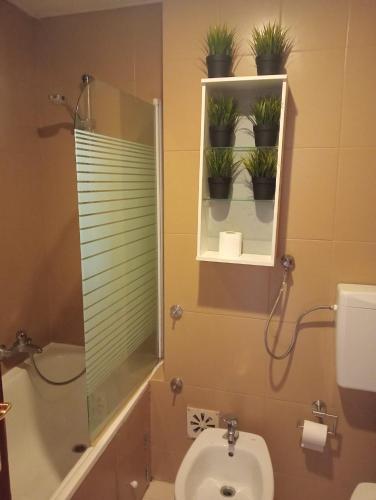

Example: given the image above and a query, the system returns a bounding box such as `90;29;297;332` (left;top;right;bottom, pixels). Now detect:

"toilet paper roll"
301;420;328;452
219;231;242;258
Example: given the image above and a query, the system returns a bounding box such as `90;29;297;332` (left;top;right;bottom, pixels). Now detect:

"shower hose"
30;353;86;386
264;266;336;360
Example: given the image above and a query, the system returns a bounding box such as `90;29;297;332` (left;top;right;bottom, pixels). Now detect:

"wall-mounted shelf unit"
196;75;288;267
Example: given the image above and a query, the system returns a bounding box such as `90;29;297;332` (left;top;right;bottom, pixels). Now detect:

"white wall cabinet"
196;75;288;266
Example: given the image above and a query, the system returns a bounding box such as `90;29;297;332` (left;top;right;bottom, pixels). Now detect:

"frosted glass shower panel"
75;124;159;437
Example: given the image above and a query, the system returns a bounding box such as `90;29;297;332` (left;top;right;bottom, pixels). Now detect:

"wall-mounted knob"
170;377;183;394
170;304;183;320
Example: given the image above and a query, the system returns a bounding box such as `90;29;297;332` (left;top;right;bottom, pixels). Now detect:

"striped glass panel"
75;129;159;434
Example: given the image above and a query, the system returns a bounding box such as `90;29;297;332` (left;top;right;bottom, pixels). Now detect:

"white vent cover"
187;407;219;438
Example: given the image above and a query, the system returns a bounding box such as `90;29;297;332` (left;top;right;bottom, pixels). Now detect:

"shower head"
48;93;76;121
48;94;66;105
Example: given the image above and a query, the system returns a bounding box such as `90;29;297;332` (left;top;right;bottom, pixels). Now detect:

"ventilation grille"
187;407;219;438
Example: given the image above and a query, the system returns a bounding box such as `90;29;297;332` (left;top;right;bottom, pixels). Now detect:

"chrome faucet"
0;330;42;361
223;416;239;456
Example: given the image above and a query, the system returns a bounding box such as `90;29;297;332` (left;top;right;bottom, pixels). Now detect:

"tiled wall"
73;388;151;500
151;1;376;498
0;1;50;359
35;3;163;345
0;1;162;351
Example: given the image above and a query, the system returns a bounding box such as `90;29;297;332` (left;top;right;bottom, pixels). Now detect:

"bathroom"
0;0;376;499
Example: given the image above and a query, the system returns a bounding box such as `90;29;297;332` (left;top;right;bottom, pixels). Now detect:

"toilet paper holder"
297;400;338;437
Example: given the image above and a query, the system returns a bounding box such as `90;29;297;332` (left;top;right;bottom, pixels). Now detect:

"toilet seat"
351;483;376;500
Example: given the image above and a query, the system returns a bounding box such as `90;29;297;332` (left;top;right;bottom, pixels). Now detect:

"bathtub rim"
50;359;163;500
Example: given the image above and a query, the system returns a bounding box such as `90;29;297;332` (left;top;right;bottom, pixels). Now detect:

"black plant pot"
206;55;232;78
209;126;234;147
252;177;276;200
255;55;282;75
208;177;231;199
253;124;279;147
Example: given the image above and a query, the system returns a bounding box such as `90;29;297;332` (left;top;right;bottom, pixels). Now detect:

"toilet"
175;428;274;500
350;483;376;500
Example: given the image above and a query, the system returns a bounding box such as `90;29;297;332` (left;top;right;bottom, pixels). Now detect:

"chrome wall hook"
170;377;183;394
170;305;183;320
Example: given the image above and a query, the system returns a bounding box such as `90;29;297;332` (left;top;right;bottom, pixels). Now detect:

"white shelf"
198;251;274;267
201;75;287;90
196;75;288;267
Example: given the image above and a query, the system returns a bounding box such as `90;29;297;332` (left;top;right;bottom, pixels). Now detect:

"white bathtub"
2;343;89;500
2;342;162;500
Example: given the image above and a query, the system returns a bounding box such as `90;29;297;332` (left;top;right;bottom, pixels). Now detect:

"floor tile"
143;480;175;500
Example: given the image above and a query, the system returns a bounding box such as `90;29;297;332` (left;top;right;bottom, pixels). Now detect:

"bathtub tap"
0;330;42;361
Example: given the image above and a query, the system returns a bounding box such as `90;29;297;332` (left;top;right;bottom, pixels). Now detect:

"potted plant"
206;148;240;199
249;95;281;147
243;148;277;200
249;22;292;75
205;24;236;78
208;95;238;147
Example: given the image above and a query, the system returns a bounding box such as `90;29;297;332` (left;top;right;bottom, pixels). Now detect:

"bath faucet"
0;330;42;361
223;416;239;456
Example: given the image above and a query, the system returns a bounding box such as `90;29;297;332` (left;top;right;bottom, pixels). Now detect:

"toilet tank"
336;284;376;392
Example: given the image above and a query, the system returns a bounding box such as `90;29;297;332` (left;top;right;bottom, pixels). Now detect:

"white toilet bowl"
350;483;376;500
175;428;274;500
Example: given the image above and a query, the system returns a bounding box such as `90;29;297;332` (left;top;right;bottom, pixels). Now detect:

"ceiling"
7;0;161;19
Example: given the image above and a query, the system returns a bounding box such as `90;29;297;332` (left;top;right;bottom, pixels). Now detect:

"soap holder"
297;400;338;437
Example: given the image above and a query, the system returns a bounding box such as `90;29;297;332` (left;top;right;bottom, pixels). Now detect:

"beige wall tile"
35;4;162;346
164;312;267;395
333;409;376;485
265;322;334;405
271;239;335;322
285;50;345;148
332;241;376;287
334;387;376;421
281;0;348;51
234;55;258;77
116;390;150;500
74;389;150;499
151;380;196;455
348;0;376;48
334;148;376;242
133;3;163;102
264;398;336;479
335;481;362;500
151;446;184;483
163;58;203;151
0;3;50;354
72;442;118;500
341;47;376;147
164;151;199;235
163;0;220;61
165;233;270;318
37;8;136;92
159;0;376;496
274;472;335;500
279;148;339;240
219;0;281;56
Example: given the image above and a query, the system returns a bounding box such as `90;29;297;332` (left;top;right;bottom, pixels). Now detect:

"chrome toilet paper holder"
297;400;338;437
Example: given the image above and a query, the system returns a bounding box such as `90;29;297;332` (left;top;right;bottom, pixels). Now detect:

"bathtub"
3;343;88;500
2;342;162;500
